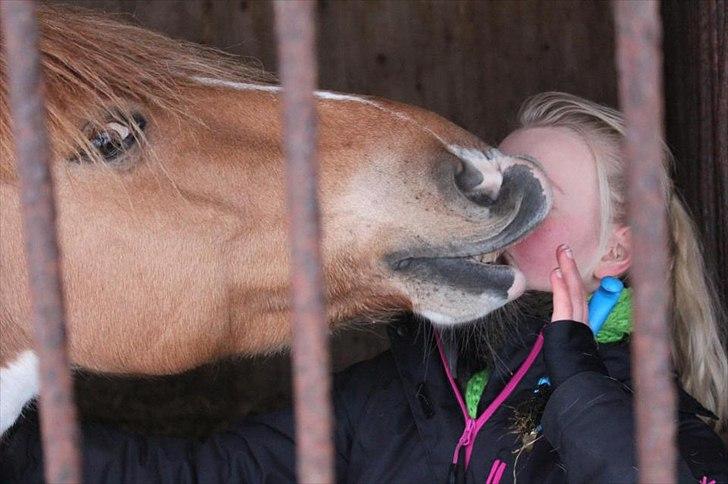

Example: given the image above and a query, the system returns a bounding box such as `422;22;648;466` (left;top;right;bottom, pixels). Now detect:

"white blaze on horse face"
0;350;39;435
192;76;428;131
192;77;373;104
192;76;446;140
192;78;281;93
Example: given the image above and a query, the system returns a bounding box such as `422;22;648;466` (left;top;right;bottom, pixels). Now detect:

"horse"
0;6;552;434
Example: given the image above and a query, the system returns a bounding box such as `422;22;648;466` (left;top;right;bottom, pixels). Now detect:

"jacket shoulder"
333;350;400;429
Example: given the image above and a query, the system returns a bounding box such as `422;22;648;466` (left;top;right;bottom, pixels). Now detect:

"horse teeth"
464;253;499;264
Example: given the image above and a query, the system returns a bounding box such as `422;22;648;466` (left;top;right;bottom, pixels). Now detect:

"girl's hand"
549;244;589;326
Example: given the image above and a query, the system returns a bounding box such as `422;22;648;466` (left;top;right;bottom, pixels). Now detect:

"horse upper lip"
390;163;550;272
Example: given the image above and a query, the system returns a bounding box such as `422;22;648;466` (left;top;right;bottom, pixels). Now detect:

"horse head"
0;6;551;380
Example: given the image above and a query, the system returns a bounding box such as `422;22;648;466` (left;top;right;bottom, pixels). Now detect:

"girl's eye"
73;113;147;163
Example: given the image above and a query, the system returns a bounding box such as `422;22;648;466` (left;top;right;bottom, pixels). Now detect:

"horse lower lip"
395;256;515;296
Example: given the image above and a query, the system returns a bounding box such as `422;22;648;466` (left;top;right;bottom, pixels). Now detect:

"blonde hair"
517;92;728;433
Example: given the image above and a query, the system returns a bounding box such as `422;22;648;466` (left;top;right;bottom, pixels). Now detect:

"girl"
2;93;726;483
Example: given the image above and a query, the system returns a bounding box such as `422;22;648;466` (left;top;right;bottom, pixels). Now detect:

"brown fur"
0;6;550;379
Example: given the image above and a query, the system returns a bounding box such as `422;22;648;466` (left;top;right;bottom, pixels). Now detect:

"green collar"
593;287;633;343
464;288;633;418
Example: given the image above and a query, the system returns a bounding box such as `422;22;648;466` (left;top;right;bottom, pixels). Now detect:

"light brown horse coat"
0;7;551;433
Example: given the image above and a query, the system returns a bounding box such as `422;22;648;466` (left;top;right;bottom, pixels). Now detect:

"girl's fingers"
556;244;586;323
550;267;572;322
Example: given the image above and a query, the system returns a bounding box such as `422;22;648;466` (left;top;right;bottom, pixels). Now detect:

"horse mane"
0;5;272;177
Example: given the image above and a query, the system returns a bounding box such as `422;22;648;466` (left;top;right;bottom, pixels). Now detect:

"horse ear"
593;225;632;279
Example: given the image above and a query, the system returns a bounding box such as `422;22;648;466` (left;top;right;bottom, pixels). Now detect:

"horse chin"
392;253;526;326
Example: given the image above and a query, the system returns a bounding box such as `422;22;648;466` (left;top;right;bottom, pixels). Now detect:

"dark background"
46;0;726;436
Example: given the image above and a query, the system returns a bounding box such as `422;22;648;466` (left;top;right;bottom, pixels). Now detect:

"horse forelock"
0;5;273;178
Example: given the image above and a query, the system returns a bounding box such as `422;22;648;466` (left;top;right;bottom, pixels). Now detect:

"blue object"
534;375;551;392
587;276;624;335
536;277;625;391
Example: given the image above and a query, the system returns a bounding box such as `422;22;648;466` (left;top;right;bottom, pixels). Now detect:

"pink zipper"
486;459;507;484
451;415;476;462
435;331;544;469
485;459;500;483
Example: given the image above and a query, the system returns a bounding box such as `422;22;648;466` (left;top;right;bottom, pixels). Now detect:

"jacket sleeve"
540;321;728;484
1;396;353;484
0;350;401;484
0;405;298;484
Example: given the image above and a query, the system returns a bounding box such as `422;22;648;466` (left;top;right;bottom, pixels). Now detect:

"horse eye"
73;113;146;163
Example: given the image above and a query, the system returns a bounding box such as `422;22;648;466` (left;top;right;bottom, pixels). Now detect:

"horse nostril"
455;159;484;192
454;158;502;207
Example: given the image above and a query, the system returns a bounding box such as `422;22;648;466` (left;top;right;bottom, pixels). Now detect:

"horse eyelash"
69;112;147;164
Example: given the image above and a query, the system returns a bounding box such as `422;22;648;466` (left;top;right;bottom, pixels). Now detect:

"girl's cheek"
512;219;561;264
510;218;566;288
511;237;553;275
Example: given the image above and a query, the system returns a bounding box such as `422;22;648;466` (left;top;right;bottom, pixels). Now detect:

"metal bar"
0;1;82;482
613;1;676;483
273;1;334;483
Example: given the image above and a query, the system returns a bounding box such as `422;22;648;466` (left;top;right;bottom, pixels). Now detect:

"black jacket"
1;315;727;483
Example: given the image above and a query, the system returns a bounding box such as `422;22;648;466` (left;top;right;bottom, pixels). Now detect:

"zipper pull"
458;418;476;446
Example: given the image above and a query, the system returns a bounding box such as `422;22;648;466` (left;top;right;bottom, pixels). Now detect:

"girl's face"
499;127;602;292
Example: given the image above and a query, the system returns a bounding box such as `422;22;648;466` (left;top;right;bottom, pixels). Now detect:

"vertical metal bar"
273;1;334;483
614;1;676;483
0;1;82;483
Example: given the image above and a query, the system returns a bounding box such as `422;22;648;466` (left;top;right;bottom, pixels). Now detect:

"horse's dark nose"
454;148;503;207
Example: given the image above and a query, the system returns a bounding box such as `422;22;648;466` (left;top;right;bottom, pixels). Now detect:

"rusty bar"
613;1;676;482
0;1;82;482
273;1;334;483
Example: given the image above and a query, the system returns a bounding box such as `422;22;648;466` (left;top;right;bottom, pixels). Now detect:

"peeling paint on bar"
614;1;677;483
273;1;334;483
0;1;82;483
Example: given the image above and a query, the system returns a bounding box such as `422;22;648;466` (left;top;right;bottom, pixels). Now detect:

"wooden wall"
46;0;725;435
663;0;728;312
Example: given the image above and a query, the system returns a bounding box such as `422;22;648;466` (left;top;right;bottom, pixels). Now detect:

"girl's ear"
594;225;632;279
